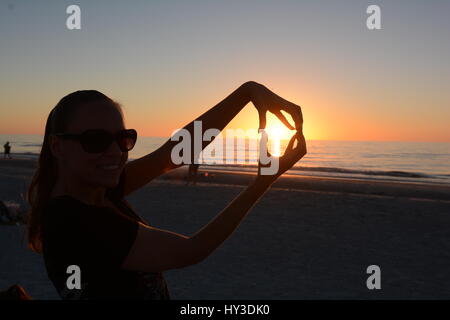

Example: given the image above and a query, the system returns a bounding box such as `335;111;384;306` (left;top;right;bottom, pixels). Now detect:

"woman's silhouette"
27;81;306;299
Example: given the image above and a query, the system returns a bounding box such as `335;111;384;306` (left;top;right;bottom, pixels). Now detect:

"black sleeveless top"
41;171;170;300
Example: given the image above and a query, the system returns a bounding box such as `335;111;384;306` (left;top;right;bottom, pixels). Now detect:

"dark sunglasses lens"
81;130;113;153
118;129;137;152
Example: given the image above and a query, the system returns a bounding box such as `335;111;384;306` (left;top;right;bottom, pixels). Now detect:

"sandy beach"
1;158;450;299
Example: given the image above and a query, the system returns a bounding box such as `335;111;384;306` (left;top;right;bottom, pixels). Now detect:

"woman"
27;81;306;299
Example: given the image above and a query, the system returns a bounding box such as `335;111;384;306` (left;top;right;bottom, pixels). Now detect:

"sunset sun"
265;118;295;157
266;119;294;141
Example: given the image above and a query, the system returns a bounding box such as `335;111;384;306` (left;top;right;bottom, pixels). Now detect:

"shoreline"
0;154;450;188
4;152;450;186
1;157;450;202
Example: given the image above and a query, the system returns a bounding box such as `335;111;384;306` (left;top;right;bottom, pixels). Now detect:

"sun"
265;120;295;157
266;121;293;141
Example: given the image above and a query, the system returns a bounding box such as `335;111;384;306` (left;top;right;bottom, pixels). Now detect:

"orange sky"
1;1;449;142
1;77;449;142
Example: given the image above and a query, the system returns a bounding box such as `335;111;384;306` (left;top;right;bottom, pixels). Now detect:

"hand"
245;81;303;131
256;131;307;185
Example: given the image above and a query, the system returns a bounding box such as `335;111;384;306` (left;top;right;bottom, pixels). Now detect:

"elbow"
242;80;263;91
243;80;259;87
182;237;210;267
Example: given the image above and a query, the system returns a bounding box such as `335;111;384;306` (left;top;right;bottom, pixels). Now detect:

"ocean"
1;134;449;185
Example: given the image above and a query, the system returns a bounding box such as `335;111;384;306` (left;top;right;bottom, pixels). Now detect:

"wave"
18;143;42;147
203;163;442;180
5;153;449;182
292;166;433;179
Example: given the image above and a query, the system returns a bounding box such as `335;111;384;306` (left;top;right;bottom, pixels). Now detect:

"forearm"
163;81;253;166
188;177;273;264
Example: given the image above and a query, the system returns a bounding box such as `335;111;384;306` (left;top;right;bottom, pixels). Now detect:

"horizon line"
0;132;449;144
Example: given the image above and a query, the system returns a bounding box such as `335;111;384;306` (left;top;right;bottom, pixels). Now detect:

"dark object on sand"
186;163;200;185
0;200;28;224
0;285;32;300
0;200;13;223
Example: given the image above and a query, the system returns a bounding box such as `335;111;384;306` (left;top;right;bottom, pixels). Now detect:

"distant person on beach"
186;163;200;185
3;141;11;159
27;82;305;299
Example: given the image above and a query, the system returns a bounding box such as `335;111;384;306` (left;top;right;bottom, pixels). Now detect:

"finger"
284;103;303;131
272;110;294;130
258;108;267;130
285;132;298;151
294;133;307;154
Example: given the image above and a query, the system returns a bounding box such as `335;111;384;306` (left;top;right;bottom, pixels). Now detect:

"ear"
48;135;63;160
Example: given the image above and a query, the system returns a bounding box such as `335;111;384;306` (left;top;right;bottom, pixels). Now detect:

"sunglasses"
55;129;137;153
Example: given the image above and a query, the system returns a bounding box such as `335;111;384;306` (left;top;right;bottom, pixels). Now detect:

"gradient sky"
1;0;449;141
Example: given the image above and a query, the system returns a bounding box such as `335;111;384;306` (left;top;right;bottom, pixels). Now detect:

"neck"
52;172;107;207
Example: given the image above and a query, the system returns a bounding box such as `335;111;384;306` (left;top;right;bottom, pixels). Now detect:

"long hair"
27;90;121;252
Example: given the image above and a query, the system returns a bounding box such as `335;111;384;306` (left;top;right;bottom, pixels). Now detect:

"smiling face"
53;102;129;189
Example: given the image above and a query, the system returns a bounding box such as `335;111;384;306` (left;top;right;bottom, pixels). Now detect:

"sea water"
1;134;449;185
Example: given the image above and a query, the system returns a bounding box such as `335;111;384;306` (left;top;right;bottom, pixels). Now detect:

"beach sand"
1;158;450;299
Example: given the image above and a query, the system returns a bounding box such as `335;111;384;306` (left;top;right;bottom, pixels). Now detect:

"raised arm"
122;81;303;196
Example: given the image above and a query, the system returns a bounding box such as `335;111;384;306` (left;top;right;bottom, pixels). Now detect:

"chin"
89;175;120;189
102;176;121;189
90;168;123;187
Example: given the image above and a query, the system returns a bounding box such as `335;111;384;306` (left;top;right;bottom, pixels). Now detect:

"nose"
104;139;123;156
